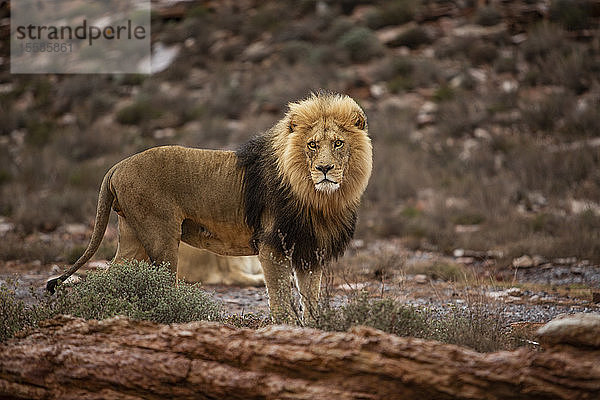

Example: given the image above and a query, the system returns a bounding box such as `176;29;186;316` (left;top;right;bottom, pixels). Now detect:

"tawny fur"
178;243;264;286
47;92;372;321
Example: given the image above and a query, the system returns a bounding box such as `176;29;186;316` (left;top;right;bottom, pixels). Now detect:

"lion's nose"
316;164;334;174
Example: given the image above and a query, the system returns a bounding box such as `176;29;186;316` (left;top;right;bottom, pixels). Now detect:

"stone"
512;255;534;268
414;274;428;284
537;313;600;348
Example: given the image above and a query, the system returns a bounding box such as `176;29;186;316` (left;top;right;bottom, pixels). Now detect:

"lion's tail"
46;166;117;293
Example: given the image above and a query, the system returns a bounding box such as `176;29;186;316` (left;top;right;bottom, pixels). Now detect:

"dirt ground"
2;237;599;326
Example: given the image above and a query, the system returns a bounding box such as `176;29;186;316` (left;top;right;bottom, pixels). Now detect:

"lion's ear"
354;114;366;130
289;115;297;133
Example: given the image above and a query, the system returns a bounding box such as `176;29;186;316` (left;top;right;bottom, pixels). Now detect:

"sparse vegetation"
51;260;223;323
0;261;223;342
336;27;383;63
0;267;534;353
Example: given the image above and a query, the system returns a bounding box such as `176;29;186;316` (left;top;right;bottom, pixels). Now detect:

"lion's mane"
237;93;372;268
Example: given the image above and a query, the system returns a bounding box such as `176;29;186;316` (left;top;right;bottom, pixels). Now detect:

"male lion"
47;92;372;321
178;243;264;286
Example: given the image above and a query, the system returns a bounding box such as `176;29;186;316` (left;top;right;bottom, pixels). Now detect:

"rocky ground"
2;231;598;328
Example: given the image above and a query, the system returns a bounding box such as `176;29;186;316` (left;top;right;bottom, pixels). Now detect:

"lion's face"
301;113;365;194
275;93;372;206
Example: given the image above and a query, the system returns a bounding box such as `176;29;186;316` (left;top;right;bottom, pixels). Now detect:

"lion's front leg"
258;245;294;323
295;267;323;323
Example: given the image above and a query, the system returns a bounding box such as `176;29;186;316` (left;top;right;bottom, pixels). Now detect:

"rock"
417;101;437;126
0;221;14;237
454;225;480;233
150;43;181;74
376;22;418;46
474;127;491;140
153;127;177;139
369;83;386;98
414;274;428;284
455;257;475;265
512;255;534;268
537;313;600;348
570;199;600;216
553;257;577;266
452;23;507;39
501;80;519;93
453;248;465;258
242;41;271;63
64;223;88;236
337;282;368;291
532;255;547;267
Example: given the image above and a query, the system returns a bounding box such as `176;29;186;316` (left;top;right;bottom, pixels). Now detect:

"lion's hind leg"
126;215;182;278
114;215;150;263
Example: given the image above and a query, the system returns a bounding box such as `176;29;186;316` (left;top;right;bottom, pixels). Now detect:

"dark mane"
236;133;356;269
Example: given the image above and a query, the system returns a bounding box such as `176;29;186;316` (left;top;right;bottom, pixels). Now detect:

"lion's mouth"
315;179;340;193
318;178;338;185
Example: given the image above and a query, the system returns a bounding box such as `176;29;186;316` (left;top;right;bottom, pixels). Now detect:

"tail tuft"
46;277;63;294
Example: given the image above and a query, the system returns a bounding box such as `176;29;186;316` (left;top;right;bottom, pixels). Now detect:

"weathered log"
0;315;599;400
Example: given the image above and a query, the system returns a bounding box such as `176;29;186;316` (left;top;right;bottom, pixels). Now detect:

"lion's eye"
307;141;317;150
334;139;344;149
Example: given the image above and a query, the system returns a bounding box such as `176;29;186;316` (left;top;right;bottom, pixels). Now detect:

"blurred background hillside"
0;0;599;268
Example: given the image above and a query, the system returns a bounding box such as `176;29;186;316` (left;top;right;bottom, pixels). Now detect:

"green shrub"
337;27;383;63
116;99;163;125
308;291;431;338
475;6;502;27
431;303;511;352
468;41;498;65
52;260;223;323
365;0;419;30
0;279;49;342
549;0;593;30
308;291;520;352
388;26;432;49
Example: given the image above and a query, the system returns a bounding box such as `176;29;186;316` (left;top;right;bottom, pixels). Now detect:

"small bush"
0;279;49;342
116;99;163;125
468;41;498;65
336;27;383;63
521;92;573;134
308;291;523;352
549;0;593;31
431;303;511;352
365;0;418;30
52;260;224;323
309;292;431;338
475;6;502;27
407;261;472;282
389;26;432;49
521;24;568;63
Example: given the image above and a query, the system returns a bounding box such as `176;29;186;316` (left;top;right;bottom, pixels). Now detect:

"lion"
178;243;264;286
46;92;372;321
